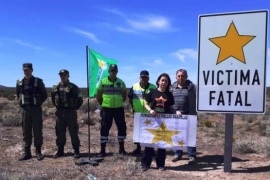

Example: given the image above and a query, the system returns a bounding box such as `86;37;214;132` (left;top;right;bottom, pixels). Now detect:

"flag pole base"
75;157;103;166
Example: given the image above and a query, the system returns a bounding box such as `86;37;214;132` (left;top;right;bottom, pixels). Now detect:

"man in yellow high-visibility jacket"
128;70;156;155
96;64;127;157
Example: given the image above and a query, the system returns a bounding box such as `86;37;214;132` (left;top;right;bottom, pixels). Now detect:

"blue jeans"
175;147;196;158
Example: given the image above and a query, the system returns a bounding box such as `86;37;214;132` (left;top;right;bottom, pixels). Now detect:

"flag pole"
75;46;102;166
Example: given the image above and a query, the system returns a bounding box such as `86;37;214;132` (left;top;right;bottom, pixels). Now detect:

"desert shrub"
0;100;8;110
42;98;54;108
262;139;270;156
43;106;56;118
0;98;21;126
80;111;101;125
204;120;212;128
233;138;257;154
1;111;21;126
80;98;99;113
123;100;132;112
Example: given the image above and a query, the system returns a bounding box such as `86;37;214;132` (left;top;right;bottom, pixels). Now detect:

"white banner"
133;113;197;150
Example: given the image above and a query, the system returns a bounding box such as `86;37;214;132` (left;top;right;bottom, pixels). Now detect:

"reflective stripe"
133;93;143;99
117;136;126;140
100;136;108;140
21;94;25;105
100;136;108;143
100;77;126;108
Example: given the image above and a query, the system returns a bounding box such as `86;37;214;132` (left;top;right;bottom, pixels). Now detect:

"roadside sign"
197;10;268;113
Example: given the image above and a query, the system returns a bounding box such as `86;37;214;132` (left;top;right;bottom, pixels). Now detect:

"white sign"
197;10;268;113
133;113;197;150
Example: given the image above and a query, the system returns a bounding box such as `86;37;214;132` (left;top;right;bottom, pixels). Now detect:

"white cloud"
13;39;43;50
104;8;125;17
154;59;163;65
71;28;100;43
142;59;164;66
172;48;197;62
127;15;171;31
115;27;138;34
105;9;172;33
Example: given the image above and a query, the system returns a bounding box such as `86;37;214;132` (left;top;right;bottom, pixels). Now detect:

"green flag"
88;49;118;97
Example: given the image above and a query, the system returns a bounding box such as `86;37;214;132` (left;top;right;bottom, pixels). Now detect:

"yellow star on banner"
177;140;185;146
209;21;255;65
146;121;180;146
144;119;152;126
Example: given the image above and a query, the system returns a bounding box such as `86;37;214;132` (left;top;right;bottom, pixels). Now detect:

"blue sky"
0;0;269;88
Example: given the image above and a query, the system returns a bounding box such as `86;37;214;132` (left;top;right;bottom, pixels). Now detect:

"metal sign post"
224;113;234;172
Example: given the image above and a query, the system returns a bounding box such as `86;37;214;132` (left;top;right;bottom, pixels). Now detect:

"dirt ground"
0;115;270;180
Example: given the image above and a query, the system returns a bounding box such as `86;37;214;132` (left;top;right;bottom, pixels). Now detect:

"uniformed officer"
128;70;156;155
51;69;83;158
16;63;48;161
96;64;127;157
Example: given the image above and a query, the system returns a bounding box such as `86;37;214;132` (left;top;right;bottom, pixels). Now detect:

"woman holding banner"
141;73;181;171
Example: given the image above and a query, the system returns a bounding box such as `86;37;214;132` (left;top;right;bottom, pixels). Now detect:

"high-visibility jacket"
98;77;126;108
131;83;156;113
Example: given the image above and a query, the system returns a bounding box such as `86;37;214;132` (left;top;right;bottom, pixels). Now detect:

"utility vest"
52;83;78;109
17;77;42;106
100;78;125;108
132;83;156;113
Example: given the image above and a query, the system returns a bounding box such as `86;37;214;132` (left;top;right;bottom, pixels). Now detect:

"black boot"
53;146;64;158
73;147;80;159
119;142;127;155
98;143;106;157
132;143;141;155
36;146;44;161
18;147;32;161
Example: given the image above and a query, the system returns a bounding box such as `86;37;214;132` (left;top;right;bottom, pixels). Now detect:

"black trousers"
21;106;43;149
100;107;126;144
141;147;166;168
55;109;80;149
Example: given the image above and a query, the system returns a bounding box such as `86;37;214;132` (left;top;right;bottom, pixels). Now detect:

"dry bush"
43;106;56;118
80;98;99;113
123;100;132;112
0;99;21;126
233;137;257;154
197;113;209;127
0;111;21;126
79;111;101;125
203;120;212;128
42;98;54;108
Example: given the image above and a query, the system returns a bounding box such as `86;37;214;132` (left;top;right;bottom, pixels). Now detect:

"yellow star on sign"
144;119;152;126
146;121;180;146
177;140;185;146
209;21;255;65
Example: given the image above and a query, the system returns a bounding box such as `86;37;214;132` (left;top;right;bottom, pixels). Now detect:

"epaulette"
17;78;24;85
52;83;60;91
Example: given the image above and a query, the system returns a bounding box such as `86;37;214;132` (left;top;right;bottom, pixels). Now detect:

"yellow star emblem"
209;21;255;65
144;119;152;126
146;121;180;146
177;140;185;146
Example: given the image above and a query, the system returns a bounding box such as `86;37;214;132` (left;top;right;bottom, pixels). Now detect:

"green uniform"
51;81;83;149
16;76;47;151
